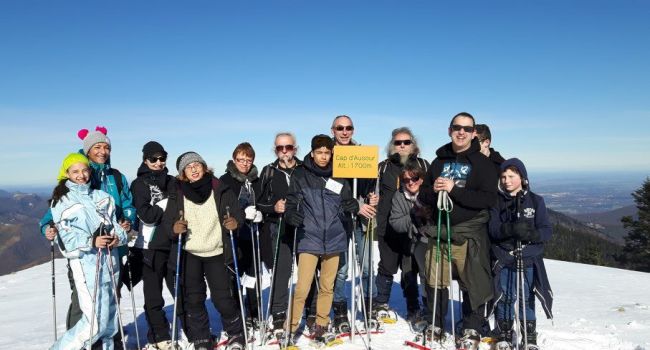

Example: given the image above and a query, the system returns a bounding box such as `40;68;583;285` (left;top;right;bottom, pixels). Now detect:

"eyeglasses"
235;158;253;165
451;125;475;133
186;163;203;171
275;144;295;152
402;176;420;184
334;125;354;132
393;139;413;146
147;155;167;163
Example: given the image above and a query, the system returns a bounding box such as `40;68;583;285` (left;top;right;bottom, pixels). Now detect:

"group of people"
41;112;553;350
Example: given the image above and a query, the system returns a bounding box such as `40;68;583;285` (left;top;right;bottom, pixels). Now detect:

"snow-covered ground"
1;248;649;350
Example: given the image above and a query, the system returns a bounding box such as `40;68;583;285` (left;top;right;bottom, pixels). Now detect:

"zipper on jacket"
322;187;327;254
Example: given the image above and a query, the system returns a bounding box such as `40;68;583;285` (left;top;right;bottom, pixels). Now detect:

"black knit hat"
142;141;167;160
311;134;335;151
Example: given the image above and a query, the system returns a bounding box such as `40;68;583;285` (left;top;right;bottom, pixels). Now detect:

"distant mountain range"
0;190;59;276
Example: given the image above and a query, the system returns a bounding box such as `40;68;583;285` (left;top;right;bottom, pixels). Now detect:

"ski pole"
106;244;127;350
445;206;455;342
283;202;300;348
122;221;141;350
171;210;184;349
226;206;249;348
49;220;57;341
430;205;442;349
515;192;528;350
251;222;265;345
261;216;284;345
88;244;103;350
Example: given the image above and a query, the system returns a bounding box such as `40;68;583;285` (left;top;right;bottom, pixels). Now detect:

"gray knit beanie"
78;127;111;155
176;151;206;172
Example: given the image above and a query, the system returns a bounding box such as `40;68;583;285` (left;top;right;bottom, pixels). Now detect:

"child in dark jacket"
488;158;553;350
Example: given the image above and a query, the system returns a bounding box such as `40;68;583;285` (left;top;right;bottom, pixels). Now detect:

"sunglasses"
334;125;354;131
146;155;167;163
451;125;475;133
393;139;413;146
275;144;295;152
402;176;420;184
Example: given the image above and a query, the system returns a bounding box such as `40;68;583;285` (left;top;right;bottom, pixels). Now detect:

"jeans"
334;226;373;303
496;266;536;322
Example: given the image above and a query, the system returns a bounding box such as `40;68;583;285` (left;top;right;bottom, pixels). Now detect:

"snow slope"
1;251;649;350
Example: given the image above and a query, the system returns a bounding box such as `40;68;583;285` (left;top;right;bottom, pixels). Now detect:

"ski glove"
285;210;304;228
513;221;540;242
244;206;259;221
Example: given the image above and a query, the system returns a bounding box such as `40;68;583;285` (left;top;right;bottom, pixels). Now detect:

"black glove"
499;222;516;239
516;221;540;242
285;210;304;228
341;199;358;214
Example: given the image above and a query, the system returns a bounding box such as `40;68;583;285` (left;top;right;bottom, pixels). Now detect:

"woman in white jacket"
49;153;128;350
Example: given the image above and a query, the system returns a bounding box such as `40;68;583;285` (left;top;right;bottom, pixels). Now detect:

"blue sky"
1;1;649;186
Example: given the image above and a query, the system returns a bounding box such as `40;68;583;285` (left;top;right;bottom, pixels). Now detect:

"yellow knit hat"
57;153;90;181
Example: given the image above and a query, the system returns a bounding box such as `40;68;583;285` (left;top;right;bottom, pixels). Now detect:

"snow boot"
332;301;350;334
372;301;397;325
524;320;538;349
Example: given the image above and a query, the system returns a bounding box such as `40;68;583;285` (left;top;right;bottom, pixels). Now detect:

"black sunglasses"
402;176;420;184
275;144;295;152
334;125;354;131
393;139;413;146
450;124;475;133
146;155;167;163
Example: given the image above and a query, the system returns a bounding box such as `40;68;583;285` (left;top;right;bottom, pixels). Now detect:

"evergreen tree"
621;177;650;272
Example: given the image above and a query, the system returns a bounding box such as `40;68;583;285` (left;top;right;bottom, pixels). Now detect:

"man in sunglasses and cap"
415;112;498;346
328;115;379;333
372;127;430;324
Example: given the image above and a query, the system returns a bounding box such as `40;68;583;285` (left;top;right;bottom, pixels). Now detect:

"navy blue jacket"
285;155;358;255
489;188;554;319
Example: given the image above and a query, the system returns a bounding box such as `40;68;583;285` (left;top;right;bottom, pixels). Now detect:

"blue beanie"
500;158;529;185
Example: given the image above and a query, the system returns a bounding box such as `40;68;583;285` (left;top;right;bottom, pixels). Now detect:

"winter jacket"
130;163;176;250
376;154;429;237
52;180;128;280
488;183;554;319
419;138;498;226
257;157;303;224
487;148;506;179
40;156;136;235
388;189;419;240
161;174;244;266
219;161;263;241
285;155;359;255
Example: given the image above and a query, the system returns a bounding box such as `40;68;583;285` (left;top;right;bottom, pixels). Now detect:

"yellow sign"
332;145;379;179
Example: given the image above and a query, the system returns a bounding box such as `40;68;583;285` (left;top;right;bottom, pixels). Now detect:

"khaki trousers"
423;240;468;288
289;253;339;332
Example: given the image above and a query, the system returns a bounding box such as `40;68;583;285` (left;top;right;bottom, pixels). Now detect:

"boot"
332;301;350;333
226;333;245;350
524;320;537;346
272;310;286;331
496;319;513;343
374;272;393;305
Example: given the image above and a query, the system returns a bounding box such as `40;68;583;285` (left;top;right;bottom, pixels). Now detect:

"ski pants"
334;226;372;303
375;232;421;310
51;259;118;350
181;252;243;344
142;248;186;343
496;265;536;322
289;253;339;332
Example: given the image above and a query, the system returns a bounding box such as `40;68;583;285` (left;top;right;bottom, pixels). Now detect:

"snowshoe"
495;340;512;350
310;325;343;348
372;302;398;324
458;328;481;350
407;309;429;334
332;302;350;334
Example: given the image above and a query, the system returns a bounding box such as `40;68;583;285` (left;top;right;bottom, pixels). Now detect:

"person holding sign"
284;134;359;345
329;115;379;331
